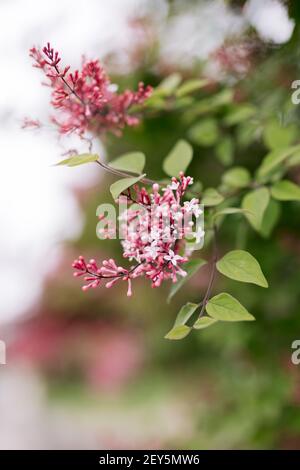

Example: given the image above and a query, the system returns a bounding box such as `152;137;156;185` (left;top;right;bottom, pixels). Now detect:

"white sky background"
0;0;294;324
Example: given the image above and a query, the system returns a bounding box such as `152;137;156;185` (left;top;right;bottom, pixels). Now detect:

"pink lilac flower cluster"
73;173;204;296
28;43;153;136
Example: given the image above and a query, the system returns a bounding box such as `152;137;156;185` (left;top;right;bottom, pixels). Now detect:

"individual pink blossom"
164;249;186;267
184;198;203;218
73;173;204;296
29;43;153;136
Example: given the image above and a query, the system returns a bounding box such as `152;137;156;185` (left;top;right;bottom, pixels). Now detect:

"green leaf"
242;187;270;231
216;250;268;288
109;152;145;174
164;325;191;340
172;96;194;110
163;139;193;177
206;293;255;322
110;174;145;200
256;145;300;180
191;181;203;193
259;199;281;238
174;302;199;327
287;149;300;168
183;90;233;122
212;207;250;222
202;188;224;206
155;73;182;96
222;166;251;188
187;118;219;147
165;302;199;340
263;119;297;150
168;259;207;302
223;104;256;126
237;121;259;148
215;137;234;166
56;153;98;167
193;316;218;329
143;96;166;109
176;79;208;97
271;180;300;201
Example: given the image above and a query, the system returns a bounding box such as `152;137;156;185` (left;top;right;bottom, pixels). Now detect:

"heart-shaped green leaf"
165;302;199;340
206;293;255;322
164;325;191;340
223;104;256;126
193;316;218;329
202;188;224;207
110;174;145;200
259;199;281;238
56;153;98;167
242;187;270;231
176;79;208;97
155;73;182;96
215;137;234;166
263;119;297;150
163;140;193;177
271;180;300;201
256;145;300;180
222;166;251;188
187;118;219;147
174;302;199;327
216;250;268;288
212;207;249;222
109;152;145;174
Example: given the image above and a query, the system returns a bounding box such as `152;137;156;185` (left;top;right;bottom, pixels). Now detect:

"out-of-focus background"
0;0;300;449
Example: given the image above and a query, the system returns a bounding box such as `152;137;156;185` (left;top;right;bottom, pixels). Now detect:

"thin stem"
198;225;218;318
85;262;142;280
121;190;150;211
95;160;157;185
54;64;85;106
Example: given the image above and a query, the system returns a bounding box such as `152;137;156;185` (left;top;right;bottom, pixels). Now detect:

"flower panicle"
28;42;153;136
73;174;205;297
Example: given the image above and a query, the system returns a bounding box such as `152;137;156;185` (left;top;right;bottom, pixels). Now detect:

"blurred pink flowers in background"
9;318;144;393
